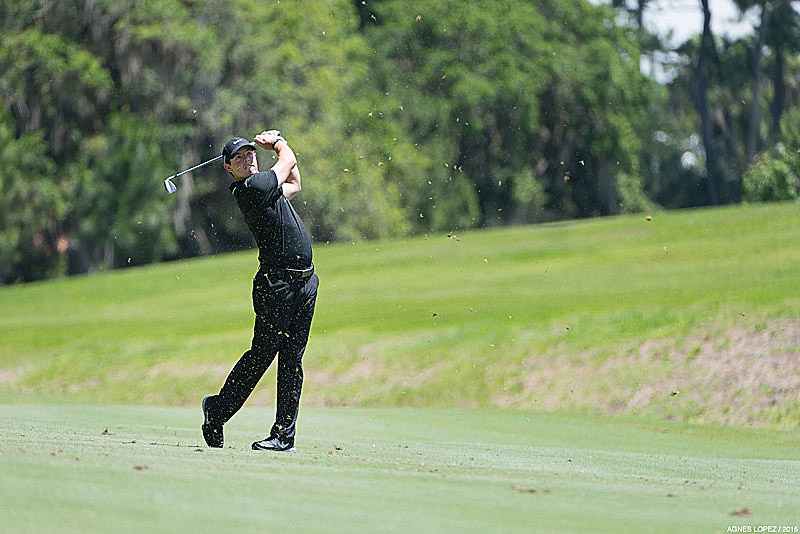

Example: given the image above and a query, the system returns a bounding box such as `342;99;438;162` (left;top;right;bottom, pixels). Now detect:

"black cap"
222;137;257;163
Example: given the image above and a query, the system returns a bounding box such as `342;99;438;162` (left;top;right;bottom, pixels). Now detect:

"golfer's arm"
270;140;296;187
282;165;301;200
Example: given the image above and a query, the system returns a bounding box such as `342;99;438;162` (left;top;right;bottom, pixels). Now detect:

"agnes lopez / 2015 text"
727;527;799;533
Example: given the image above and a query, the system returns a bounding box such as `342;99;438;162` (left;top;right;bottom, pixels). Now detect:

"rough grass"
1;202;800;426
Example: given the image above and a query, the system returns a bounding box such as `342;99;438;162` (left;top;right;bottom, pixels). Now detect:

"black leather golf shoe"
202;395;224;448
251;436;295;452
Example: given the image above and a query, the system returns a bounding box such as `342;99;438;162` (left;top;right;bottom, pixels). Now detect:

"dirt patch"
499;319;800;426
0;364;34;388
142;361;233;379
313;358;386;387
665;320;800;424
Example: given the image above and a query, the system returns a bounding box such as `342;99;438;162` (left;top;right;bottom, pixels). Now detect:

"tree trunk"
746;2;768;163
696;0;719;205
770;44;785;140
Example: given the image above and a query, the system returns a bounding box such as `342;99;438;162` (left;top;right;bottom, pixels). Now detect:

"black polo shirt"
229;170;312;269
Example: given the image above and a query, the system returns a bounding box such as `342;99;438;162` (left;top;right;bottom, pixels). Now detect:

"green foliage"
743;144;800;201
0;0;206;277
743;103;800;202
0;111;63;283
616;171;658;213
75;112;181;268
2;0;800;283
0;27;112;160
359;0;655;226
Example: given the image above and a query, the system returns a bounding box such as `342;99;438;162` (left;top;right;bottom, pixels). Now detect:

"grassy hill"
1;202;799;427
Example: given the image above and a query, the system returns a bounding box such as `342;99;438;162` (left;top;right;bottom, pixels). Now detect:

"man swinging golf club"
202;129;318;452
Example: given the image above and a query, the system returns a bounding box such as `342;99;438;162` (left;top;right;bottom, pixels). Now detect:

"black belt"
262;263;314;279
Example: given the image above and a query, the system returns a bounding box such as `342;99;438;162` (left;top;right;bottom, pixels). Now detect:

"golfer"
202;130;318;452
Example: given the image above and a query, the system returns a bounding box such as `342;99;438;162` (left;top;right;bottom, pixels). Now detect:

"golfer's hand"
254;130;284;151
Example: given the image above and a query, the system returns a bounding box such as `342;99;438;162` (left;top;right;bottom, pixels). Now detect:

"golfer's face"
228;148;258;179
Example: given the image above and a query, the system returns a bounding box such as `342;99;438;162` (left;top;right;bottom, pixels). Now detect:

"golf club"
163;155;223;194
163;132;281;194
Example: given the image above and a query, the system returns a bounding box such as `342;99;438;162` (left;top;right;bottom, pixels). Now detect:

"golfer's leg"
271;275;318;441
215;315;280;424
271;349;304;441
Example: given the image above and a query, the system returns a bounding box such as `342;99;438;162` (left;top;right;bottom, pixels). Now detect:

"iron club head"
161;154;224;194
164;177;177;194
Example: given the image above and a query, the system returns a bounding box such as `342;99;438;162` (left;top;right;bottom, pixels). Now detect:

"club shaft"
169;154;223;180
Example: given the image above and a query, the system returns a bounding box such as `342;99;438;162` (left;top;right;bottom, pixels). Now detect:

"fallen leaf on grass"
101;428;114;435
730;508;752;516
133;464;148;471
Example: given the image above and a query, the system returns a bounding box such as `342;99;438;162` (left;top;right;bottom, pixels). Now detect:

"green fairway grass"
1;405;798;534
2;203;800;426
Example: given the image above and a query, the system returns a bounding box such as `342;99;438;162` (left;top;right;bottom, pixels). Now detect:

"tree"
356;0;656;229
734;0;769;164
195;0;414;243
763;1;800;141
9;0;798;284
0;110;63;283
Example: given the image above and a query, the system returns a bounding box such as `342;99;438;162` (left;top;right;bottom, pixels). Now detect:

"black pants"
211;269;318;443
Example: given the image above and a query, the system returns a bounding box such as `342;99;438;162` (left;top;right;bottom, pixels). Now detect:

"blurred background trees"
1;0;799;284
